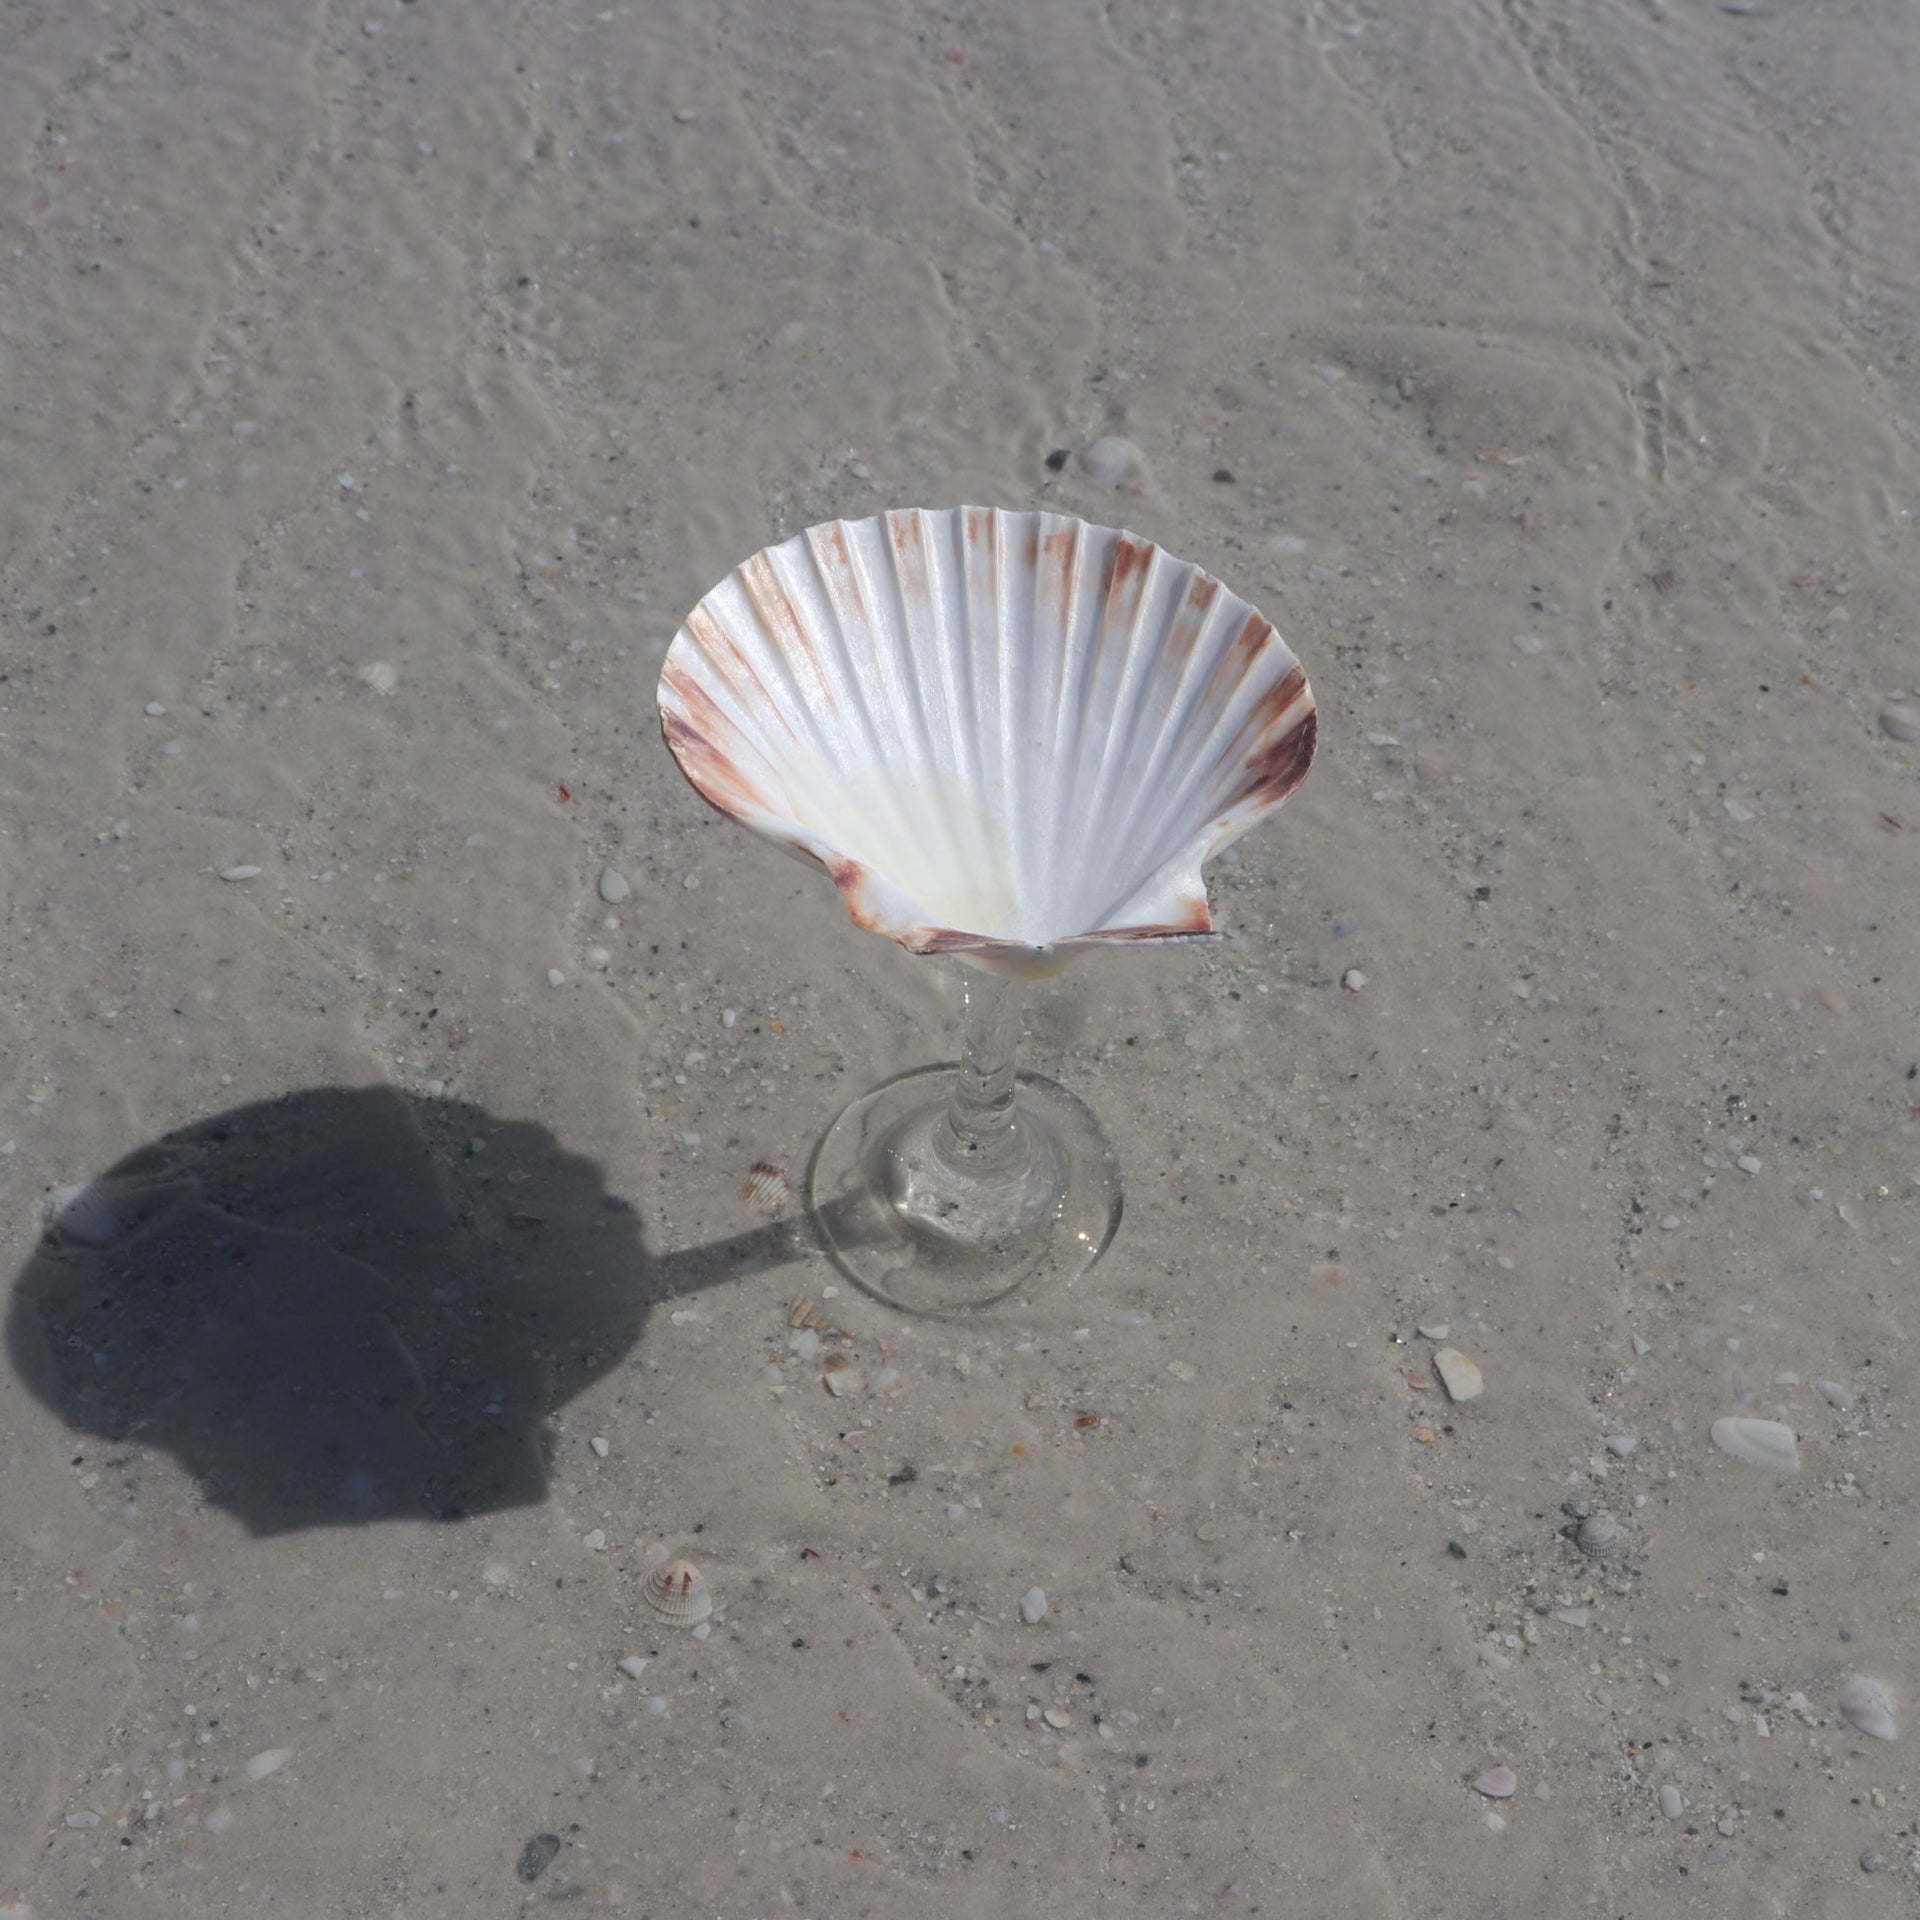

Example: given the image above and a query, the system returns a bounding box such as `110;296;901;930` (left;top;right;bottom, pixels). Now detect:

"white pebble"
1079;436;1141;485
1603;1433;1637;1457
144;700;167;717
1839;1675;1898;1741
244;1748;293;1783
1473;1766;1517;1798
1020;1586;1049;1625
1433;1347;1484;1402
589;1436;610;1458
547;968;566;987
219;864;263;882
1879;702;1920;741
598;867;631;903
1659;1784;1685;1819
1736;1154;1763;1174
43;1184;120;1247
722;1008;738;1028
1511;634;1544;655
618;1654;651;1680
1659;1214;1682;1231
583;1529;607;1551
1710;1415;1800;1471
1341;968;1367;992
1417;1322;1450;1341
583;945;612;970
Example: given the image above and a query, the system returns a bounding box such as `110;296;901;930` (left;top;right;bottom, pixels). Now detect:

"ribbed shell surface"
657;506;1316;964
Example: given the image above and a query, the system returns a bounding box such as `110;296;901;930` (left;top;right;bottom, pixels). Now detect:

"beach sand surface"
2;1;1917;1913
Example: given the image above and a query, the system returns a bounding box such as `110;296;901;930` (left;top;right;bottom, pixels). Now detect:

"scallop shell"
639;1557;713;1629
1573;1512;1618;1558
657;507;1316;975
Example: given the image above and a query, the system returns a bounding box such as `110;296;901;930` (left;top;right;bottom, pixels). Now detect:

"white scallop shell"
658;507;1316;973
639;1557;713;1629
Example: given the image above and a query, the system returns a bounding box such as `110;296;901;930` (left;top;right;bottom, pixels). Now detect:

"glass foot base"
808;1066;1123;1314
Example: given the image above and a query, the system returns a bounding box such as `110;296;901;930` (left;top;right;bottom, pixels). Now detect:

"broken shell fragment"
639;1557;714;1629
1432;1347;1483;1402
1839;1675;1898;1742
657;507;1316;975
741;1161;796;1213
1710;1415;1801;1472
1473;1766;1517;1798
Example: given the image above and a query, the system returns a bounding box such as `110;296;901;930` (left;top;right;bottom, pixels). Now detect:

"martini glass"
658;506;1316;1313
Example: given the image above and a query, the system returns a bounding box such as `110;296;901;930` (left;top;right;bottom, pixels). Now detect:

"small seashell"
1473;1766;1517;1798
1573;1512;1618;1558
1432;1347;1483;1402
1710;1415;1800;1472
788;1293;831;1333
1879;702;1920;742
640;1557;713;1629
742;1161;795;1213
822;1365;865;1398
1839;1675;1898;1742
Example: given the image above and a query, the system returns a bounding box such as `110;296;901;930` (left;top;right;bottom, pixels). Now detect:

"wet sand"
3;2;1917;1913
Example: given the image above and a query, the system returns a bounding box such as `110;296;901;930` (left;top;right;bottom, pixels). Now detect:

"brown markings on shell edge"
828;858;882;933
659;673;774;823
1162;568;1223;664
1237;697;1318;808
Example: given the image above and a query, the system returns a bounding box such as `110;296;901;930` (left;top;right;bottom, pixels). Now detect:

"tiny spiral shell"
640;1557;713;1629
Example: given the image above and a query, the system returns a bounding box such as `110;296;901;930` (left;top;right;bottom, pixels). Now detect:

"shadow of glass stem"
7;1086;826;1536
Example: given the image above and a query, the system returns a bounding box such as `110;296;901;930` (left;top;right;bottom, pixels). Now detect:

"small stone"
618;1654;651;1680
1723;798;1755;823
584;945;612;970
583;1528;607;1551
1710;1415;1800;1471
517;1832;562;1884
1417;1322;1450;1341
1659;1214;1682;1230
1020;1586;1049;1625
547;968;566;987
823;1366;865;1398
1473;1766;1517;1798
1043;1708;1070;1729
219;864;263;881
1659;1784;1685;1820
589;1436;610;1457
1735;1154;1763;1174
1879;702;1920;741
357;660;398;694
1433;1347;1484;1402
1341;968;1367;992
144;700;167;716
1839;1675;1898;1741
1815;1379;1855;1410
1603;1434;1637;1457
1079;436;1141;485
598;867;631;903
244;1748;293;1782
66;1809;103;1828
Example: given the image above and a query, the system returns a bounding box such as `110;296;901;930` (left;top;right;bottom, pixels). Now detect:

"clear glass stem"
931;969;1029;1182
